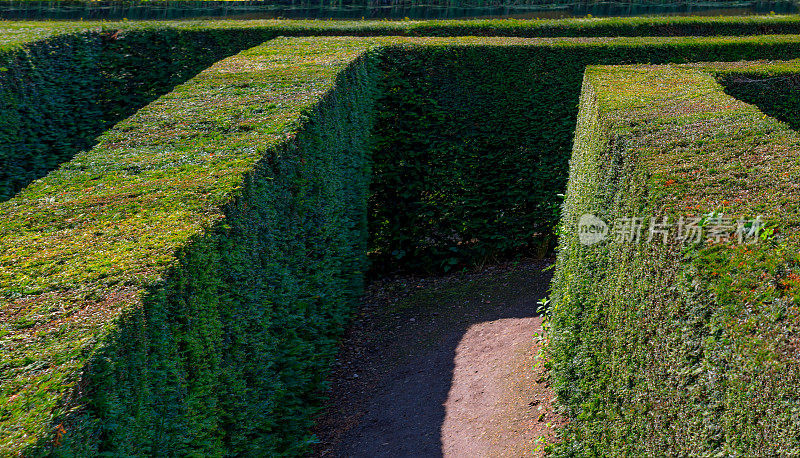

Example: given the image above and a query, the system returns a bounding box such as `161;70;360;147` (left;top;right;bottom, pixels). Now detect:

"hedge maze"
3;17;800;456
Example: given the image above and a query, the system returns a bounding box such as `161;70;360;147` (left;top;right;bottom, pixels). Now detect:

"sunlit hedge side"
549;62;800;455
1;37;380;456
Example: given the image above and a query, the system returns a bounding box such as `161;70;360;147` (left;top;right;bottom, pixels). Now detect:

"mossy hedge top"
1;36;384;454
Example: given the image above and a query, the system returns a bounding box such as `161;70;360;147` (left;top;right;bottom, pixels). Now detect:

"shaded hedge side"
0;27;277;201
0;33;103;201
369;37;800;272
549;62;800;455
719;68;800;130
1;37;380;455
371;45;564;272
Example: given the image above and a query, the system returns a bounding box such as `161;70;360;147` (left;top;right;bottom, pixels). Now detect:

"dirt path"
312;260;564;457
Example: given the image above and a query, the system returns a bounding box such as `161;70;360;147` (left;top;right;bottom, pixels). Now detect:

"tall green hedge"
13;15;800;42
7;17;800;208
8;16;800;206
1;37;380;456
548;61;800;455
0;27;278;201
369;36;800;272
14;28;800;275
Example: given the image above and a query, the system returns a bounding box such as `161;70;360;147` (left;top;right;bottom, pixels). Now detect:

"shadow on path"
312;260;557;457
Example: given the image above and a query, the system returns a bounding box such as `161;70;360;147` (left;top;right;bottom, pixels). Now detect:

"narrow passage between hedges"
313;260;564;457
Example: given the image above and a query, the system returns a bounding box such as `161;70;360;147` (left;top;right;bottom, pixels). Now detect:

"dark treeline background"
0;0;797;20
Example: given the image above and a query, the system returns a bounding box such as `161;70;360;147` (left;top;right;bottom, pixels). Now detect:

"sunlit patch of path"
442;317;563;457
312;260;562;457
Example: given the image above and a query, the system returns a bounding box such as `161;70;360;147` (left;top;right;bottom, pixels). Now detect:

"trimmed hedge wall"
8;15;800;205
8;18;800;219
8;28;800;455
1;37;380;455
549;61;800;455
14;28;800;274
14;15;800;42
369;37;800;272
0;27;280;201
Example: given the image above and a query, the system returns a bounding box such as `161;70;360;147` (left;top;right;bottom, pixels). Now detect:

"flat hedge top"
580;59;800;246
0;35;389;454
7;13;800;49
584;59;800;224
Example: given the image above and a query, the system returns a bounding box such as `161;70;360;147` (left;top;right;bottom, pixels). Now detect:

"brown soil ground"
311;260;565;457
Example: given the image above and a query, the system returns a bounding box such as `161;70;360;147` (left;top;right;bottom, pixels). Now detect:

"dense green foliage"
11;20;800;271
720;70;800;130
371;45;565;272
0;27;279;201
0;0;797;21
12;14;800;45
0;33;103;201
7;16;800;203
77;50;377;456
1;37;380;455
7;20;800;455
369;37;800;272
549;62;800;455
